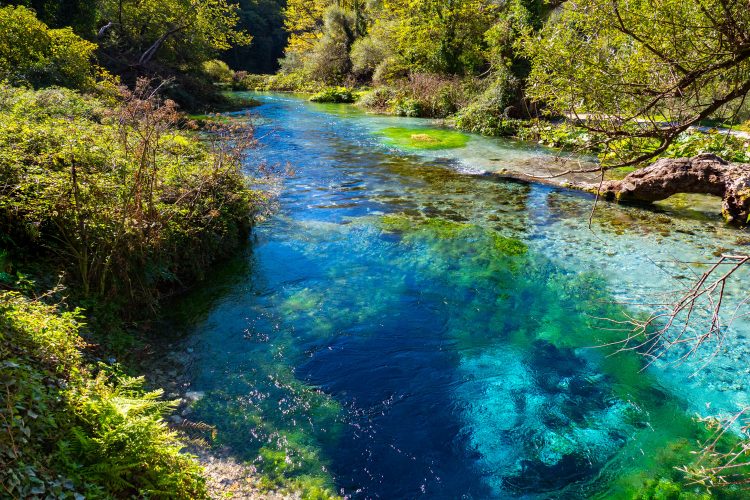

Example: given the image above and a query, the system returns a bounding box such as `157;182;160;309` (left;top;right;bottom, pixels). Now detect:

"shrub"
373;56;410;85
0;292;207;497
309;86;356;103
202;59;235;84
0;5;97;90
259;70;318;92
238;73;271;90
358;87;397;112
393;97;424;117
0;82;259;312
307;36;352;85
351;35;390;78
454;69;523;135
664;129;750;162
455;104;526;136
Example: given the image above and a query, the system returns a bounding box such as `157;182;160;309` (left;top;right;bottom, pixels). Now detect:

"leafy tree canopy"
524;0;750;165
97;0;252;72
0;5;98;89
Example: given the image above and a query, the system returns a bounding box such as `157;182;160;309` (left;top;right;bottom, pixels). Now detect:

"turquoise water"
175;94;750;498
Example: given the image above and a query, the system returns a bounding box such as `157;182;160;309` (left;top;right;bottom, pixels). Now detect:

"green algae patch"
379;127;470;150
490;231;527;256
380;213;528;256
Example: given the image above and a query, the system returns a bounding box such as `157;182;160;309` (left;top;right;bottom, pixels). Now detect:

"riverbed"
170;93;750;498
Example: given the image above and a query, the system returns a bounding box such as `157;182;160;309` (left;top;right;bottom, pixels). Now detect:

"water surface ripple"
176;94;750;499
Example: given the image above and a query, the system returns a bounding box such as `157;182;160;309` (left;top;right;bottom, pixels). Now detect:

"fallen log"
596;154;750;225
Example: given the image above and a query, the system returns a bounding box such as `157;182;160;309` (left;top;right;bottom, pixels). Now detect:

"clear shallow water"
174;94;750;498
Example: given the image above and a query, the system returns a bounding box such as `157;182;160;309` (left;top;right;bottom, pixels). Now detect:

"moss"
379;127;470;150
381;213;469;238
490;232;528;256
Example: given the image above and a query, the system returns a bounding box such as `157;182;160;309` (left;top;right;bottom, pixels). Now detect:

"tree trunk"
596;154;750;225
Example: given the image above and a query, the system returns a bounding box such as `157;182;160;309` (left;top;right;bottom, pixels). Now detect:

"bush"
0;82;259;312
373;56;409;85
358;87;397;112
0;292;207;497
351;35;390;78
237;73;271;90
202;59;234;84
664;129;750;162
271;71;314;91
454;70;523;135
455;104;526;136
393;97;424;117
0;5;98;90
307;36;352;85
310;86;356;103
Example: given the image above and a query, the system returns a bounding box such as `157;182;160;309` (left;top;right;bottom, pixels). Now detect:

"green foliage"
277;0;545;117
350;33;392;79
310;86;356;103
454;68;523;133
0;292;206;497
97;0;251;72
385;0;497;75
0;83;258;312
357;86;397;112
392;97;423;117
600;130;750;166
523;0;750;164
0;5;98;90
202;59;235;84
223;0;288;74
4;0;99;37
379;127;470;150
663;130;750;163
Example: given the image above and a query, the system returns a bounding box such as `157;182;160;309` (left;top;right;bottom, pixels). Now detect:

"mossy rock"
379;127;470;150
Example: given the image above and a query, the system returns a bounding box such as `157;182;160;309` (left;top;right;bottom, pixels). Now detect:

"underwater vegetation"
380;213;528;256
375;212;748;498
169;95;750;498
379;127;470;150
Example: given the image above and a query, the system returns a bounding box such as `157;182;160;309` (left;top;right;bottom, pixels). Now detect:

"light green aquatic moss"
379;127;470;150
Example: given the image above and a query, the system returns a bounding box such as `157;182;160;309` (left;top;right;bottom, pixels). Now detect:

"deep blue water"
174;94;750;499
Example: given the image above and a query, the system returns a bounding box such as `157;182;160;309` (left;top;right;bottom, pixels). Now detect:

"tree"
524;0;750;166
283;0;327;52
2;0;99;37
223;0;288;74
96;0;251;73
384;0;497;74
0;5;97;90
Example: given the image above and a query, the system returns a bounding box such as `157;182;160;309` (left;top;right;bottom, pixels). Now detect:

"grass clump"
0;292;206;498
379;127;470;150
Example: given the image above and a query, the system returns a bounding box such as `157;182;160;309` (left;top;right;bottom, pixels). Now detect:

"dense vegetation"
3;0;252;109
236;0;750;167
0;5;262;497
2;0;750;496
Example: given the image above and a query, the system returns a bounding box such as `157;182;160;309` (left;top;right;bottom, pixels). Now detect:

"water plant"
379;127;470;150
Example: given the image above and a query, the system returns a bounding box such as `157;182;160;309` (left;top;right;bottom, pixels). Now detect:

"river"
170;93;750;498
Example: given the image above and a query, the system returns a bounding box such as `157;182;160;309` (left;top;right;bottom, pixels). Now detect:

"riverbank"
0;83;264;497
